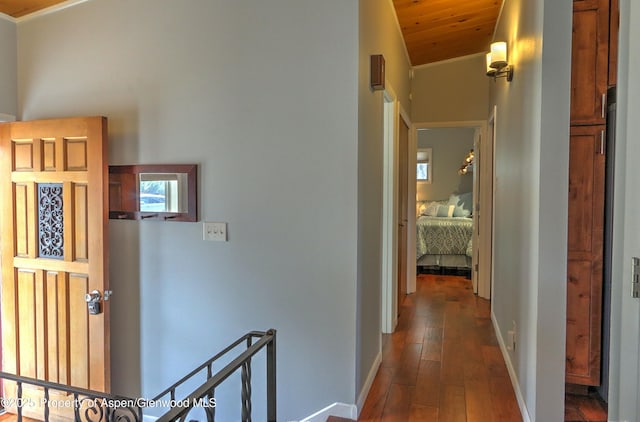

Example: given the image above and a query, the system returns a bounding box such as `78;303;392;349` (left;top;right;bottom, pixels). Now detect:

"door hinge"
632;257;640;298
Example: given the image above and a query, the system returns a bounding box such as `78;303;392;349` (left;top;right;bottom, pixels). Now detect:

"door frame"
411;120;491;299
381;84;412;334
608;0;640;419
381;86;398;334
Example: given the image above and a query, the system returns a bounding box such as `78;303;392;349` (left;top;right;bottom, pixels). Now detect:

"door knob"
85;290;101;303
85;290;102;315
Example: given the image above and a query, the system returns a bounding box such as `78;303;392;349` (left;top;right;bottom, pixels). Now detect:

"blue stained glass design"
38;183;64;259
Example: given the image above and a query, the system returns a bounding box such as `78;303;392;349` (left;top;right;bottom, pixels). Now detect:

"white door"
610;0;640;420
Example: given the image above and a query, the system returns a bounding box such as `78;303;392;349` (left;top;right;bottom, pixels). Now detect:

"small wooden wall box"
370;54;385;90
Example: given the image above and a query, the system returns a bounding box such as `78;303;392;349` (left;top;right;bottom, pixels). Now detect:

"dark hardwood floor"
358;274;521;422
564;390;608;421
353;273;609;422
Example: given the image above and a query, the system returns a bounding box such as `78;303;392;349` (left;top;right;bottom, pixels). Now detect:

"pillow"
436;204;455;217
452;205;471;218
448;192;473;216
420;201;440;216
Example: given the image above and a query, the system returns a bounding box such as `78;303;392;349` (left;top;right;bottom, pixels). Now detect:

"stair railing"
0;328;276;422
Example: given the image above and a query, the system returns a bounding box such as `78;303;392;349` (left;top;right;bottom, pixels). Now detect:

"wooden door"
397;118;409;315
566;125;605;385
0;117;110;418
571;0;610;125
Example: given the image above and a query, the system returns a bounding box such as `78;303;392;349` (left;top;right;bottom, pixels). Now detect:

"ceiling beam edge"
0;12;16;23
411;51;486;71
386;0;414;68
15;0;93;23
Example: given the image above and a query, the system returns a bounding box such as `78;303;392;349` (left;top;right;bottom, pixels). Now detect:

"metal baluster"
44;387;50;422
73;393;80;422
17;381;23;422
241;360;252;422
266;330;277;422
207;363;215;421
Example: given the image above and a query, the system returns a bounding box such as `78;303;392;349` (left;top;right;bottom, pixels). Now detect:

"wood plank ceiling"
0;0;502;67
393;0;502;66
0;0;67;18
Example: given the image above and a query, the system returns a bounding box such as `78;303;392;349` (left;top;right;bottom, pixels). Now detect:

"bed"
416;194;473;274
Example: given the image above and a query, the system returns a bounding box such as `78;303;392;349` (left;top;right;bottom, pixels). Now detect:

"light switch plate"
203;222;227;241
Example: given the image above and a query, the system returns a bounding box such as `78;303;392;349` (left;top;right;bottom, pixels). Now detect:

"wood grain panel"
43;139;56;171
15;183;30;257
18;269;37;378
567;131;597;253
35;270;47;380
74;184;89;261
64;138;88;171
571;0;610;125
57;273;70;385
46;271;60;383
566;125;605;386
609;0;619;86
566;260;593;378
13;141;35;171
69;274;89;389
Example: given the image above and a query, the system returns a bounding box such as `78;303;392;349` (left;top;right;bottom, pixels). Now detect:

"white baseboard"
356;350;382;413
299;402;357;422
491;312;532;422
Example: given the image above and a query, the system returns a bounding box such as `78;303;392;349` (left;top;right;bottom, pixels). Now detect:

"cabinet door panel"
571;0;609;125
566;125;605;385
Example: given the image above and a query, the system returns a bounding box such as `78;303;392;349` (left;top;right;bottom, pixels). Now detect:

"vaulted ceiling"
0;0;502;67
0;0;66;18
392;0;502;66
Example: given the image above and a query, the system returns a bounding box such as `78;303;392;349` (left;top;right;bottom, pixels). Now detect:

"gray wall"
411;54;490;123
17;1;359;420
416;127;475;201
358;0;411;406
490;0;572;420
0;15;16;116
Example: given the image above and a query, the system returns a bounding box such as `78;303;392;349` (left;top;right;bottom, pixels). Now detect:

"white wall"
17;1;359;420
490;0;572;420
416;127;475;201
0;14;16;116
412;54;490;123
357;0;411;408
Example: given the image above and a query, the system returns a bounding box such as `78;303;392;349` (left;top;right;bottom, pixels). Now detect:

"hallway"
358;274;522;421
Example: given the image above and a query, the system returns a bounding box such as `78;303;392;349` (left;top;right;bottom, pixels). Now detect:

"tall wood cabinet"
566;0;616;386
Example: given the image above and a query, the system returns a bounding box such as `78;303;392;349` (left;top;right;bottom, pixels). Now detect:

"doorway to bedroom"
413;120;493;300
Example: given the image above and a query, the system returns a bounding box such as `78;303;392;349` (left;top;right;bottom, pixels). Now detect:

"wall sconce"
458;149;474;175
486;41;514;82
370;54;385;90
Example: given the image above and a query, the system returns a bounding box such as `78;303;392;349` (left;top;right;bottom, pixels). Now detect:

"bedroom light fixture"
485;41;514;82
458;149;474;175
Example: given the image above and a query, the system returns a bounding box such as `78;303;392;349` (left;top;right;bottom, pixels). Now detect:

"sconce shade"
485;41;513;82
490;41;508;69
